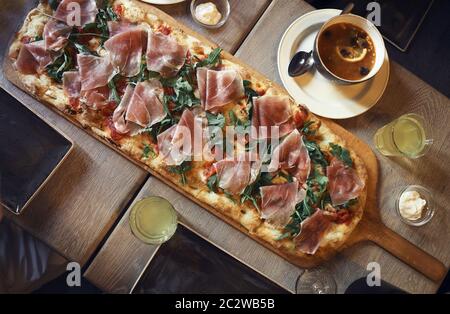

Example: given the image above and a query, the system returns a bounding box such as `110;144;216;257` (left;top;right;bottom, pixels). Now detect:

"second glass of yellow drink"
373;113;433;158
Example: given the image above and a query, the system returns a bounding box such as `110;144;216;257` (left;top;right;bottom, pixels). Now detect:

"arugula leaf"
338;198;358;209
129;59;159;86
301;121;316;136
108;75;121;104
161;96;178;125
144;117;177;141
178;61;196;85
207;174;218;192
224;191;236;204
167;161;192;185
228;111;250;129
240;172;273;210
92;1;119;44
142;144;155;159
243;80;259;121
206;112;225;128
49;0;61;11
279;168;329;240
279;171;294;183
72;41;98;56
304;138;328;170
162;77;200;113
330;143;353;167
195;48;222;68
173;78;200;110
46;49;74;83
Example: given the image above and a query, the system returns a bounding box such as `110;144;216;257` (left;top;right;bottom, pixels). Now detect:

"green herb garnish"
330;143;353;167
301;121;316;136
142;144;155;159
279;168;329;240
304;138;328;170
72;41;98;56
195;48;222;68
49;0;61;11
108;75;121;104
243;80;259;121
240;172;273;210
168;161;192;185
46;49;74;83
129;59;160;86
206;112;225;128
207;173;218;192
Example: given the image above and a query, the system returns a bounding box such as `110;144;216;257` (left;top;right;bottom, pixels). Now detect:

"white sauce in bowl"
195;2;222;26
398;190;426;221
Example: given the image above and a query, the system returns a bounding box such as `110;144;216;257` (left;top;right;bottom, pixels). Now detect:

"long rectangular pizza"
8;0;368;265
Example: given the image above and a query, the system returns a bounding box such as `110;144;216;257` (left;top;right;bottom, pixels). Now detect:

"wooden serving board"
4;0;446;282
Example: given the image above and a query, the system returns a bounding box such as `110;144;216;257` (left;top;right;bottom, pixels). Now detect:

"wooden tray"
3;0;446;282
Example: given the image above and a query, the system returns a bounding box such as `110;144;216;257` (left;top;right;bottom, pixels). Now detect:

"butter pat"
195;2;222;26
399;191;426;221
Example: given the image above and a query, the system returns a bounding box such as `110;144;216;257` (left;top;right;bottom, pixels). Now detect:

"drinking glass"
129;196;178;245
373;113;433;158
296;267;337;294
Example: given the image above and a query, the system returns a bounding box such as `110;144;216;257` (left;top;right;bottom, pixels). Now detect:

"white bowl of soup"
313;14;385;84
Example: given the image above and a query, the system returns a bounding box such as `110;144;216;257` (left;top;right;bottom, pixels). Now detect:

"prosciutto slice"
268;129;311;184
108;21;134;37
77;54;115;91
43;19;72;51
260;181;306;227
54;0;98;28
327;158;365;206
112;80;166;134
112;85;135;134
251;95;295;139
15;41;53;74
197;68;245;112
157;110;197;166
213;156;261;195
80;86;110;110
63;71;81;99
126;80;166;127
104;27;145;77
295;210;332;255
146;31;187;77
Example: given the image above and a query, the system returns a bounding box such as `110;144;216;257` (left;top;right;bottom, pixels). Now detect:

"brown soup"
317;23;376;81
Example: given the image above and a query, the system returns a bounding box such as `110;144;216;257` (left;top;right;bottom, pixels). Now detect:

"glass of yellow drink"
373;114;433;158
129;197;178;245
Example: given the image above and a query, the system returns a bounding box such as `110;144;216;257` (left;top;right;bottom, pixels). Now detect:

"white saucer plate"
278;9;390;119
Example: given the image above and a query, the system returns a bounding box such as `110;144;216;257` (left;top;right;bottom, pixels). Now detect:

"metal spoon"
287;2;355;77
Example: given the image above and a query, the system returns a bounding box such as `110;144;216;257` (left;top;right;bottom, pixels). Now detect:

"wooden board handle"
367;224;447;282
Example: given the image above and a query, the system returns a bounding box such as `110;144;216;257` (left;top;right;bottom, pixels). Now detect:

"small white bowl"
190;0;230;29
395;185;435;227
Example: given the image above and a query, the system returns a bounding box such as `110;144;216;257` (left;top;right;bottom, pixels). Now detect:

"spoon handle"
340;2;354;15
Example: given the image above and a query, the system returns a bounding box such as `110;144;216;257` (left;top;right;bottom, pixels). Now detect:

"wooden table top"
85;1;450;294
2;0;448;293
